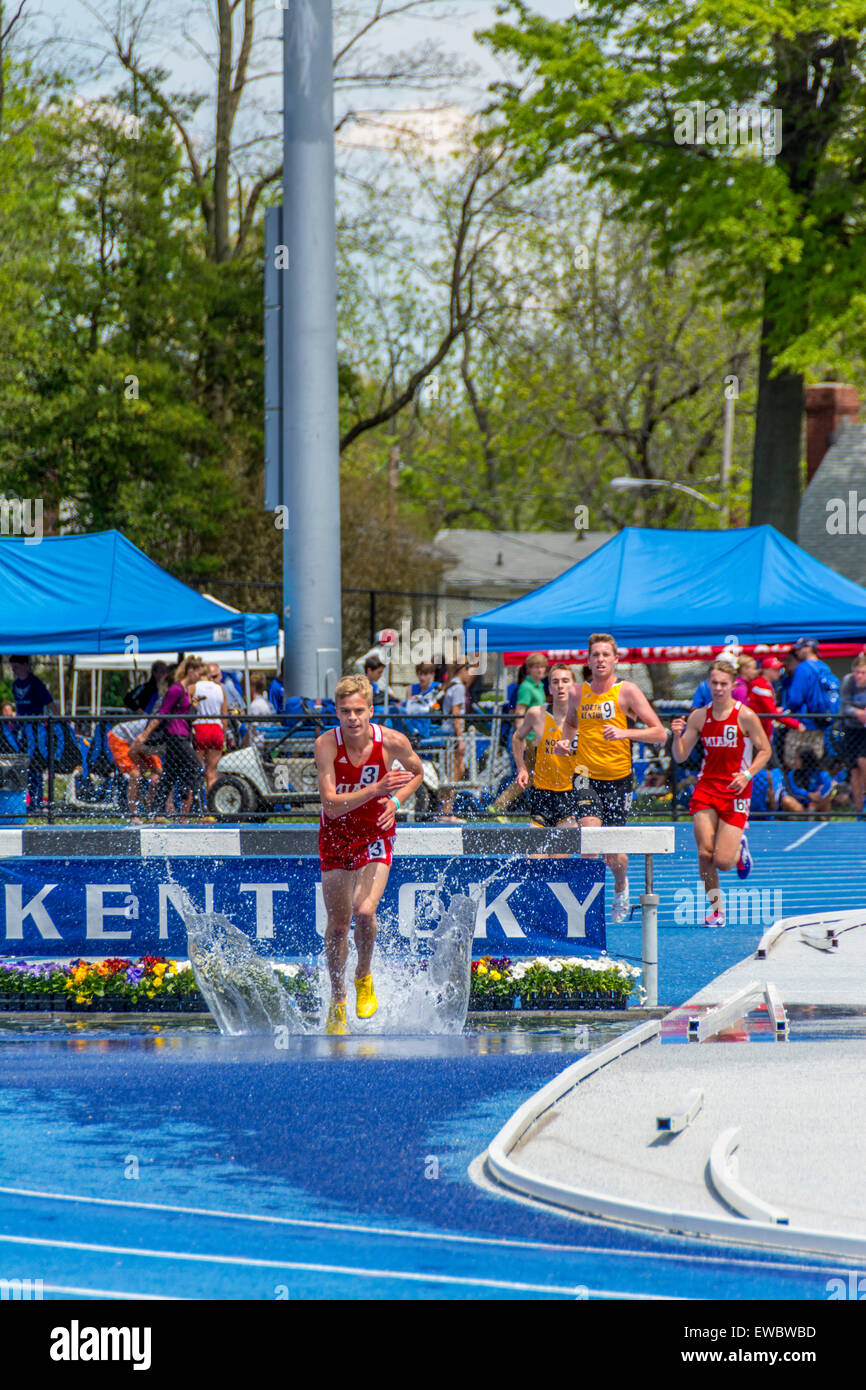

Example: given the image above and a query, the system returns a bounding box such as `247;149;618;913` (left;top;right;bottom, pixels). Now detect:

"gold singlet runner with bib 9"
534;709;582;791
577;681;632;781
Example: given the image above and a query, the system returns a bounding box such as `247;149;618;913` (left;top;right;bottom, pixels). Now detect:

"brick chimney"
804;383;859;484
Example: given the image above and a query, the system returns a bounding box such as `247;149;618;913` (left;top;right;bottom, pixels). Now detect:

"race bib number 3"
367;839;387;861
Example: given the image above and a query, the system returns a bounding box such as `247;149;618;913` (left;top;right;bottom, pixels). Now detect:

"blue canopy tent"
463;525;866;649
0;531;278;653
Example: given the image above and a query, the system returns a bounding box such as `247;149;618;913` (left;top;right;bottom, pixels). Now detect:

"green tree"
478;1;866;536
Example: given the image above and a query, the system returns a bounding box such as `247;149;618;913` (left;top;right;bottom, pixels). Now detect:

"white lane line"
38;1284;181;1300
0;1232;624;1297
783;824;829;852
0;1185;842;1274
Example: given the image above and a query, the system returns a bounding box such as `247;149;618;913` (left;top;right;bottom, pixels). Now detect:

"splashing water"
185;891;477;1038
175;845;527;1037
187;912;310;1037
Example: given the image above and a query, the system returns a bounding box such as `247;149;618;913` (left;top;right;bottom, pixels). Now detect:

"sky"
18;0;578;143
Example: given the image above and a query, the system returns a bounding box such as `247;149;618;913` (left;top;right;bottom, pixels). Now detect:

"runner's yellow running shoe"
326;1002;348;1035
354;974;378;1019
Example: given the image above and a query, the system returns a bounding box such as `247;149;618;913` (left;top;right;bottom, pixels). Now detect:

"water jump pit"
3;821;863;1308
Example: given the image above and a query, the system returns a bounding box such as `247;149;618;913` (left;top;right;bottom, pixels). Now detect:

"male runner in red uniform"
315;674;423;1033
671;658;770;928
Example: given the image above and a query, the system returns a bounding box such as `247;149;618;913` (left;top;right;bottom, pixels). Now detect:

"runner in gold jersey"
553;633;666;922
512;664;584;830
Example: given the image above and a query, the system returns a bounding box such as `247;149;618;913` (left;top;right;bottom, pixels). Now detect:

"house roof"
798;419;866;587
433;529;613;593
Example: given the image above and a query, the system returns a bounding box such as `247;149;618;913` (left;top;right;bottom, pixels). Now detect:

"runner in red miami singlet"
315;674;423;1033
671;658;770;928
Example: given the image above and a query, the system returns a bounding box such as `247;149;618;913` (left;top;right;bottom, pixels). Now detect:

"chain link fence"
0;706;860;824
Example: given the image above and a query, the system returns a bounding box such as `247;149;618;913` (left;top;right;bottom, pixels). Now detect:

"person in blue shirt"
779;750;835;815
9;655;58;811
749;766;785;817
268;668;284;714
782;638;832;767
691;677;711;708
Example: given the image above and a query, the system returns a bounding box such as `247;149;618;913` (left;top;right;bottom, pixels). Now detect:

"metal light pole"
274;1;342;699
721;393;735;527
609;477;723;512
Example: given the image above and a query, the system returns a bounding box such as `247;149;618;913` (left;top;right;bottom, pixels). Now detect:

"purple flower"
126;965;144;985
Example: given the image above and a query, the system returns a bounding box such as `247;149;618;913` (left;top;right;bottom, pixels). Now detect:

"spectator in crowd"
192;667;229;792
781;638;837;766
9;655;57;810
779;749;836;817
405;661;441;706
514;653;548;718
208;662;244;711
124;661;168;715
363;654;399;706
749;766;785;817
134;656;204;819
248;674;275;747
841;652;866;814
777;650;797;706
268;662;284;715
0;700;21;753
402;663;442;742
740;654;803;738
732;657;752;703
438;658;480;822
107;716;162;821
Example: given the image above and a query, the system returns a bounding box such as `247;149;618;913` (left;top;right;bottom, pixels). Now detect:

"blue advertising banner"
0;856;606;959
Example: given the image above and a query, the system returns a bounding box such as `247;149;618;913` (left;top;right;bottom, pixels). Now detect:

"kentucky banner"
0;856;606;959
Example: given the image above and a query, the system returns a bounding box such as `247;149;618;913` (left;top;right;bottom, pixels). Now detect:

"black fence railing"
0;705;861;825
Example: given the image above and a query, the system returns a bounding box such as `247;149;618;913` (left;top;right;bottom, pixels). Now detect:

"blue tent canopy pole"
463;526;866;650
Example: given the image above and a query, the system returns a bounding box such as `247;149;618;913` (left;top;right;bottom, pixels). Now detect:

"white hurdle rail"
580;826;675;1008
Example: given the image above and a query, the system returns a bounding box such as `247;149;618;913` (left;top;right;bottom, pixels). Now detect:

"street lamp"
609;477;723;512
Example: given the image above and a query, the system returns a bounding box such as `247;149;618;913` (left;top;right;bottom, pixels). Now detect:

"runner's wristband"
389;795;401;809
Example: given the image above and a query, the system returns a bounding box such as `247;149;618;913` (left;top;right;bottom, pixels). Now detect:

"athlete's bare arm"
552;686;583;756
377;729;424;831
315;730;416;820
730;705;771;792
512;705;545;787
609;682;667;744
671;707;706;762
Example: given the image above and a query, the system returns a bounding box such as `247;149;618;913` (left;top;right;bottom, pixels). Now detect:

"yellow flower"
476;964;488;975
153;963;167;976
489;970;501;981
75;994;87;1004
152;977;162;989
146;990;155;998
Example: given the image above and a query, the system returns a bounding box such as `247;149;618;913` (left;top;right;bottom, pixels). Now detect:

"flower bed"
0;956;321;1015
0;956;208;1012
468;954;642;1011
